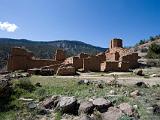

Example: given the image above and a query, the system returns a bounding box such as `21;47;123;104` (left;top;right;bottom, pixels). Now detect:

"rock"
152;104;160;114
135;69;144;76
118;103;133;116
35;82;42;87
40;96;59;109
78;80;85;85
37;108;50;115
101;107;124;120
96;83;103;89
109;90;116;95
79;101;94;114
130;90;140;97
150;74;160;77
84;80;90;85
40;69;54;76
58;96;78;114
135;82;148;88
79;114;93;120
28;102;37;109
56;66;76;76
93;98;111;113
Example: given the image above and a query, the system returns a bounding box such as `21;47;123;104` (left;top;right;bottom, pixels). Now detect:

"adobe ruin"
7;39;140;75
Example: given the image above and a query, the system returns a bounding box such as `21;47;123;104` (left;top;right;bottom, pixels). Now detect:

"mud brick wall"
78;53;90;59
29;59;61;69
104;61;119;72
83;56;100;72
96;52;106;62
8;47;63;71
118;62;130;71
110;38;123;49
105;52;120;61
120;53;139;68
55;49;65;61
65;57;83;70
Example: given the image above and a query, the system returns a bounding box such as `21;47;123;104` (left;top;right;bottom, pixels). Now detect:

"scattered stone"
84;80;90;85
58;96;78;114
130;90;140;97
135;82;148;88
28;102;37;109
150;74;160;77
78;80;85;85
93;98;112;113
56;66;76;76
152;104;160;115
79;101;94;114
135;69;144;76
79;114;93;120
109;90;116;95
40;69;54;76
96;83;103;89
118;103;133;116
40;96;59;109
37;108;50;115
101;107;124;120
35;82;42;87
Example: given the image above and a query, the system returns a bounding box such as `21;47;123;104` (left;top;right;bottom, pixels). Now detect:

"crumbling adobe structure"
65;38;140;72
7;48;64;71
7;38;140;74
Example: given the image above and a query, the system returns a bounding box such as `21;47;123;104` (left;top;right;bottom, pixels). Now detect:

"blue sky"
0;0;160;47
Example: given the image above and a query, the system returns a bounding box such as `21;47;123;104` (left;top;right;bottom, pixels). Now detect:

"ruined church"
7;39;140;75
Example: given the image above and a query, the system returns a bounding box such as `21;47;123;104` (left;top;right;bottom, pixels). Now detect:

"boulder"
93;98;111;113
79;101;94;114
79;114;93;120
152;104;160;115
135;82;148;88
40;96;59;109
58;96;78;114
101;107;124;120
56;66;76;76
130;90;140;97
135;69;144;76
28;101;37;109
118;103;133;116
40;69;54;76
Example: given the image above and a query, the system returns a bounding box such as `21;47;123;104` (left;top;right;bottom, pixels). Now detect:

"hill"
0;38;106;70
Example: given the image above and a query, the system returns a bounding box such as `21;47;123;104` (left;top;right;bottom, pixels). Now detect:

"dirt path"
56;75;160;86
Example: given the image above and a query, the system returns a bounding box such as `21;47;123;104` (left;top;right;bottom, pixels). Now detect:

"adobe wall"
83;56;100;72
110;38;123;49
101;61;119;72
105;51;120;61
120;53;140;68
65;56;83;70
55;49;65;61
7;47;64;71
96;52;106;62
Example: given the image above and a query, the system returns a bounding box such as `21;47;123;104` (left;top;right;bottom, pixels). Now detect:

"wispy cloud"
0;22;18;32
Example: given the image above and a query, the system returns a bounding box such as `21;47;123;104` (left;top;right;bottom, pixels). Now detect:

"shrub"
146;43;160;59
15;78;35;92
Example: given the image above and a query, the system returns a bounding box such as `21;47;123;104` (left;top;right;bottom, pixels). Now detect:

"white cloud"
0;22;18;32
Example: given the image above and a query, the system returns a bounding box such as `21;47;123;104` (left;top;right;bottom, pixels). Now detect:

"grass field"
0;75;160;120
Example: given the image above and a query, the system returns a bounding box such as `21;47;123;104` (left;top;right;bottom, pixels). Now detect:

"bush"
15;78;35;92
146;43;160;59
